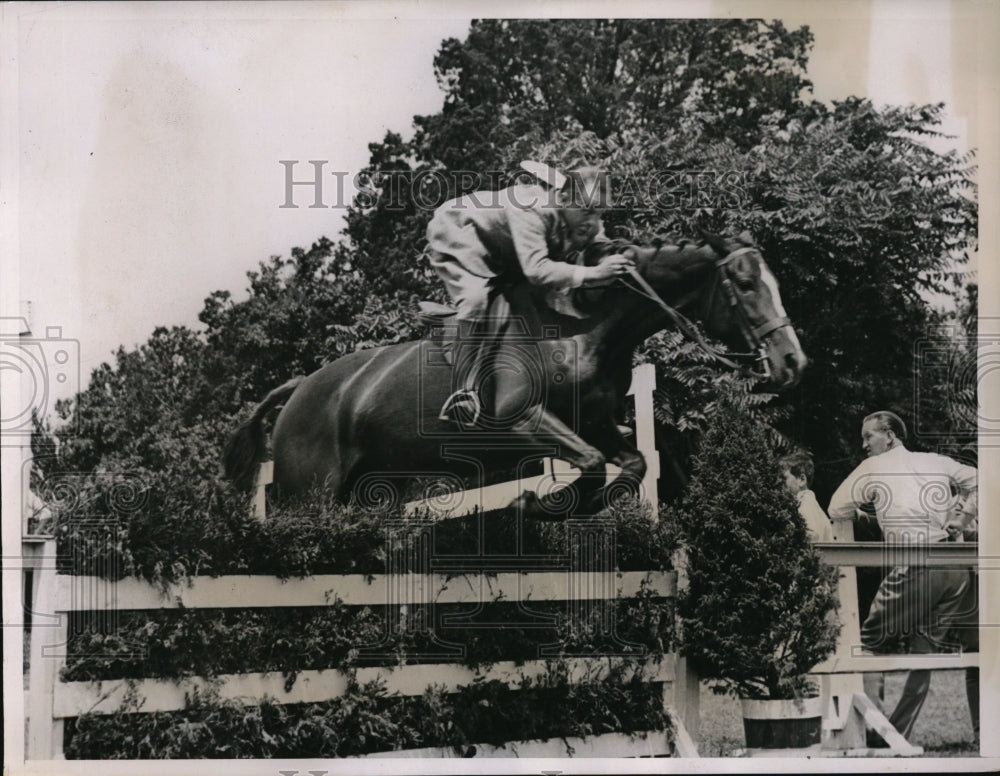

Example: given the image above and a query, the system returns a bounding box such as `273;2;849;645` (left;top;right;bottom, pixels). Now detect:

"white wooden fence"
800;515;981;757
27;364;704;759
26;517;979;760
26;542;694;759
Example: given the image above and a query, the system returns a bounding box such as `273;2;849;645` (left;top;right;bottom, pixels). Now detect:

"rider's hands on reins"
584;253;635;285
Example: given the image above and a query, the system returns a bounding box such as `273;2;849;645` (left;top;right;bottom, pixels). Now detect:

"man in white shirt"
827;411;978;742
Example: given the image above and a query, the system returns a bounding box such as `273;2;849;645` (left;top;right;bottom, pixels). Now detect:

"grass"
695;670;980;758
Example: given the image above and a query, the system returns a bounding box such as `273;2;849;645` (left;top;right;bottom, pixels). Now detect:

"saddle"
418;301;462;367
418;301;459;344
416;300;634;438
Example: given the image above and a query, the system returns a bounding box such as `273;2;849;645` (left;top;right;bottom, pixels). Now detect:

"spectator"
779;451;833;542
827;411;977;742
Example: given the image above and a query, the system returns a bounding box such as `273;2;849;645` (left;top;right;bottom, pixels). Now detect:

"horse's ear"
738;229;755;245
700;230;729;256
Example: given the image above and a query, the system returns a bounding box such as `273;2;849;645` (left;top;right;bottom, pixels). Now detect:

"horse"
223;231;806;518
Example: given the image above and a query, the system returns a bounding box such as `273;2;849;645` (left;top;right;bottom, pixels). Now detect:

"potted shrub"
670;403;841;750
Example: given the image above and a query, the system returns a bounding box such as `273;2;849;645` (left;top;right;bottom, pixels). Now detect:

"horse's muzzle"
758;330;806;390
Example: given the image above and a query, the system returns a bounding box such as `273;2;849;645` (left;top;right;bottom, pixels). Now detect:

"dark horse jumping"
224;232;806;518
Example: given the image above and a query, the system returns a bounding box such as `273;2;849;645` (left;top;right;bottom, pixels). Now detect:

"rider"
425;162;635;424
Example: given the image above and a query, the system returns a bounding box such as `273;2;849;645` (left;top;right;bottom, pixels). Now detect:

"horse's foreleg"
580;418;648;514
506;404;608;520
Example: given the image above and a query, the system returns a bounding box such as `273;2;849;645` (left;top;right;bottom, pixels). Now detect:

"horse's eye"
732;257;758;291
728;270;755;292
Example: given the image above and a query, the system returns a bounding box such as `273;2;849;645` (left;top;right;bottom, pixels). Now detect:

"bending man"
828;410;977;741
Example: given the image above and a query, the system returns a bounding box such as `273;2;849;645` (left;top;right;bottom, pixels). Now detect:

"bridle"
618;245;792;380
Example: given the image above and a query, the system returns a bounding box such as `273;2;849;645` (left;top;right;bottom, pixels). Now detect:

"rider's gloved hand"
583;254;635;285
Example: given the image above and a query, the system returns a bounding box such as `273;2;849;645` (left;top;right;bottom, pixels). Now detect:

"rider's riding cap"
559;166;612;210
519;160;613;210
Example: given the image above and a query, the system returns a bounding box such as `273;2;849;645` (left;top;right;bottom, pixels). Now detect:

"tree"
739;101;977;496
417;19;814;164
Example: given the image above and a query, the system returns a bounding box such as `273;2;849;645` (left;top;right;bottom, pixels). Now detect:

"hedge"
55;492;678;757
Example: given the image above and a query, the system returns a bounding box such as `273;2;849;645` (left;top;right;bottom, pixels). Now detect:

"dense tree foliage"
417;19;814;163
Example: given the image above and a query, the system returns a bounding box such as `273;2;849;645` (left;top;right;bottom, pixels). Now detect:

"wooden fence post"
671;547;699;750
26;539;65;760
627;363;659;519
821;515;866;750
252;461;273;521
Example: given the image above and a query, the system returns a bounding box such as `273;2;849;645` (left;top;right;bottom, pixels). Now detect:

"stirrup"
439;389;482;426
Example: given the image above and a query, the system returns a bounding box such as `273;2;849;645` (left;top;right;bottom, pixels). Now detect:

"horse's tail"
222;376;305;492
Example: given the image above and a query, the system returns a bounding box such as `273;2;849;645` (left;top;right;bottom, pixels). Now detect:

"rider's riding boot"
439;318;487;425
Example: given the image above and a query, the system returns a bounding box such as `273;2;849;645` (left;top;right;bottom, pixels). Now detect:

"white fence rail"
26;551;693;759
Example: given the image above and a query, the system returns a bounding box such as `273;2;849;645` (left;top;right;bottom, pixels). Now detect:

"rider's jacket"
425;183;610;319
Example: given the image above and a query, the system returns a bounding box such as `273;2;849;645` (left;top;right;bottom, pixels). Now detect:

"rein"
618;245;790;379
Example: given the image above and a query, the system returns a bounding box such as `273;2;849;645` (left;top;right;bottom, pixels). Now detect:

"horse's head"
633;231;807;390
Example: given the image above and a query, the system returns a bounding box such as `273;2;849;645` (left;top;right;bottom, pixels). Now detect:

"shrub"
65;674;669;758
671;403;840;700
55;494;678;757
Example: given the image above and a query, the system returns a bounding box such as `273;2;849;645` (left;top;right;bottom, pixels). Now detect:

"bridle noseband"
620;244;792;379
